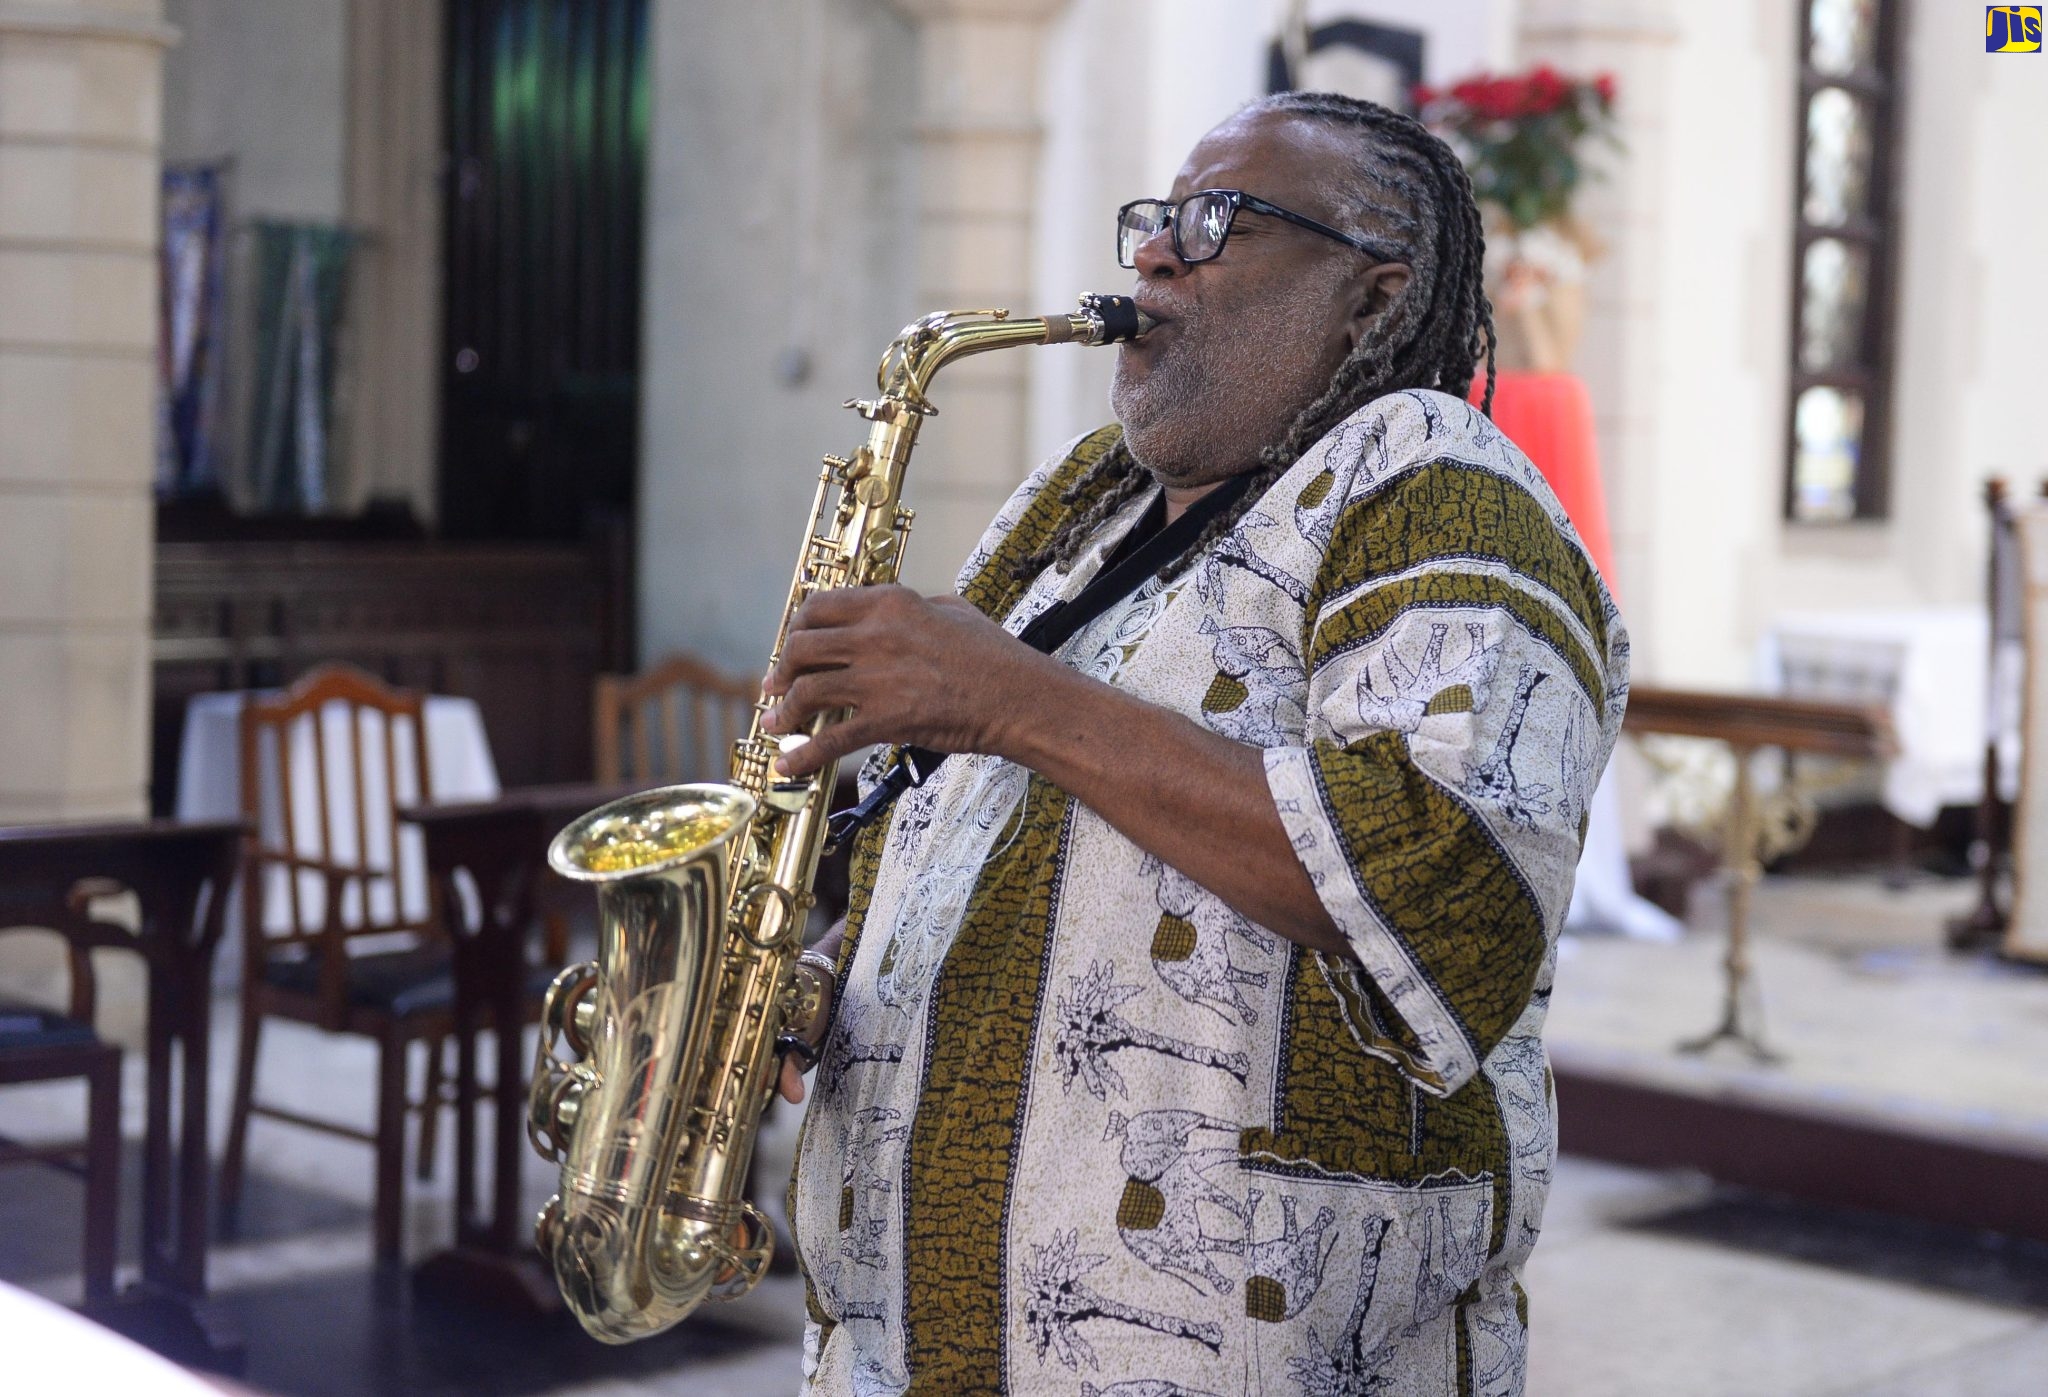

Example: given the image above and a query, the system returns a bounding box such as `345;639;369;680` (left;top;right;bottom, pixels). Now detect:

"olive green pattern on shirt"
1240;948;1512;1255
1310;732;1549;1065
1310;570;1607;717
901;775;1073;1390
1323;459;1608;645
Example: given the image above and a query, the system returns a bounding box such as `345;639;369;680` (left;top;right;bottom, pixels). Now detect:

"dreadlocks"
1015;91;1496;584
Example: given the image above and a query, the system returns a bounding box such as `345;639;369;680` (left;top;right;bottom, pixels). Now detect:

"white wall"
161;0;347;221
1776;1;2047;621
1030;0;1513;464
636;0;917;677
1628;0;2048;686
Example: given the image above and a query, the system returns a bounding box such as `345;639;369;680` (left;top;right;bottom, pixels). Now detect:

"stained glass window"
1803;87;1873;226
1787;0;1898;522
1793;387;1865;520
1799;238;1870;371
1808;0;1878;75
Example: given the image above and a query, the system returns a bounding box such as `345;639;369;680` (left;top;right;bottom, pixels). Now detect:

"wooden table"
1625;687;1896;1061
0;819;244;1369
402;783;625;1315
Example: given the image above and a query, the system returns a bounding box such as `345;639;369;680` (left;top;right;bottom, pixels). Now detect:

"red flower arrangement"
1412;65;1619;230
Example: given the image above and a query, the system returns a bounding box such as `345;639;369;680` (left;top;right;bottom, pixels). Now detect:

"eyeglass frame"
1115;188;1404;269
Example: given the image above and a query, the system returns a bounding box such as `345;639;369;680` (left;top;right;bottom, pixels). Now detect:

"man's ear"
1347;262;1413;349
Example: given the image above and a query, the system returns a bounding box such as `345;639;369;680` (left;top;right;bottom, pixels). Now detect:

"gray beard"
1110;270;1350;486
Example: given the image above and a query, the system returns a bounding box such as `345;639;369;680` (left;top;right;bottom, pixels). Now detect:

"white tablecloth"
1566;758;1682;941
1756;607;2019;828
176;690;499;938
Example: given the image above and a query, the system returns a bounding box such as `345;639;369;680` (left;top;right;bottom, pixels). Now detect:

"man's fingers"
791;584;911;633
777;1055;807;1106
769;587;904;698
768;629;857;698
766;670;856;734
783;627;857;671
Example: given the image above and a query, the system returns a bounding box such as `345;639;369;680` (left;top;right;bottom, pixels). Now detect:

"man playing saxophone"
762;94;1627;1396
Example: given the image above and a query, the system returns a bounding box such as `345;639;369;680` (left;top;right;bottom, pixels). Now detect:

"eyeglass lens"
1182;194;1231;260
1117;202;1167;267
1117;193;1234;267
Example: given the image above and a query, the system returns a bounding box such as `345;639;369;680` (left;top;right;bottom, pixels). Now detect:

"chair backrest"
593;653;757;786
0;893;101;1032
237;664;436;967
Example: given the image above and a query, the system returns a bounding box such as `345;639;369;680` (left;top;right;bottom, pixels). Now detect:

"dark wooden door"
441;0;648;542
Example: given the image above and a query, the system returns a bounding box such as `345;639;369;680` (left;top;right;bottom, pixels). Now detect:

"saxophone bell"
530;784;760;1343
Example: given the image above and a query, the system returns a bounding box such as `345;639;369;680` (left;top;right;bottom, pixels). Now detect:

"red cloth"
1470;370;1617;590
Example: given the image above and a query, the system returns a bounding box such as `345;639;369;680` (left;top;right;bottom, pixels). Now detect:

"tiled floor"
2;871;2045;1395
1526;1159;2048;1397
1547;871;2048;1152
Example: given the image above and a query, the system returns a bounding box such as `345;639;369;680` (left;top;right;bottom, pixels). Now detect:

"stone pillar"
1514;0;1676;637
888;0;1067;595
0;1;173;822
342;0;442;524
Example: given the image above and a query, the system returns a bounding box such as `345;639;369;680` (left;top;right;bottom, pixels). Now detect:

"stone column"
342;0;441;524
1514;0;1676;633
888;0;1067;595
0;1;173;822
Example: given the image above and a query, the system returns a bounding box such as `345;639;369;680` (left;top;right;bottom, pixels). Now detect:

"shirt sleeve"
1262;410;1621;1096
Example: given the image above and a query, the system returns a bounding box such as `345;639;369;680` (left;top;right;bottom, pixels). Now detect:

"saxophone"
528;294;1151;1343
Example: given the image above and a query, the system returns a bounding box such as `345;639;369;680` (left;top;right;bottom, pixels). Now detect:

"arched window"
1785;0;1904;522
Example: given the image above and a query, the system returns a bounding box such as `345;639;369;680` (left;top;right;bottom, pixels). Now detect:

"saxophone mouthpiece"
1077;293;1151;345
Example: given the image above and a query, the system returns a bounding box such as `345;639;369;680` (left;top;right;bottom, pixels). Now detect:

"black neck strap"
825;472;1254;853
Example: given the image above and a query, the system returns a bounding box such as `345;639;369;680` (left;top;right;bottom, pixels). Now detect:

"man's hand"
760;586;1059;779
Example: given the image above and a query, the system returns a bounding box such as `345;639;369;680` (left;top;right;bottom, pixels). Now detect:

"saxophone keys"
535;1193;564;1258
859;527;900;582
762;779;813;815
528;1067;591;1161
542;961;600;1057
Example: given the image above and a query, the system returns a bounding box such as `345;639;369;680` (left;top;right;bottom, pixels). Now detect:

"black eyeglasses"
1116;189;1401;269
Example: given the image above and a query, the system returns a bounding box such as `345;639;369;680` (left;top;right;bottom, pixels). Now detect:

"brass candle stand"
1624;689;1897;1064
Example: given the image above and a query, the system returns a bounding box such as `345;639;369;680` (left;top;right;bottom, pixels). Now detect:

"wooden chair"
593;653;758;787
0;892;124;1307
216;663;455;1263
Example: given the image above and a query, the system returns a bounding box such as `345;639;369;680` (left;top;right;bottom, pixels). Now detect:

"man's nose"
1131;223;1183;279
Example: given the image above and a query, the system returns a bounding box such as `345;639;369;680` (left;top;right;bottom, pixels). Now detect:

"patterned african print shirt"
789;389;1629;1397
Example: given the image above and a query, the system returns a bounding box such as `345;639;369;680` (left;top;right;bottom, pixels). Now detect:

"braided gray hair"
1016;92;1496;583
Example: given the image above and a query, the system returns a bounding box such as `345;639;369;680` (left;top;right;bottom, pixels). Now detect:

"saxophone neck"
874;295;1153;408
